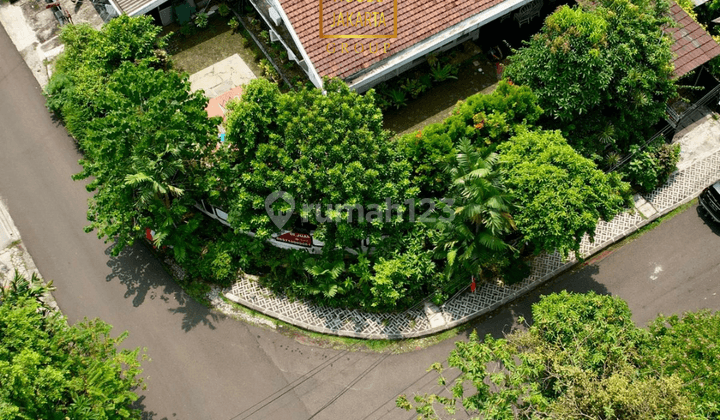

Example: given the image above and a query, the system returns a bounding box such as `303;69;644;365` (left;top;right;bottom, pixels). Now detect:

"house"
667;0;720;78
115;0;720;93
245;0;546;92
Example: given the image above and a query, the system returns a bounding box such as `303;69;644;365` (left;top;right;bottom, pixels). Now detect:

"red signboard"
276;232;313;247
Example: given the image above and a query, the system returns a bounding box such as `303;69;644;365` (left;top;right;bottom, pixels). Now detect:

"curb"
0;198;60;312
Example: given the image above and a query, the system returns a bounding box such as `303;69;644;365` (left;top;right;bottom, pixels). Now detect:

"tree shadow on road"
131;395;169;420
462;262;607;342
104;242;220;332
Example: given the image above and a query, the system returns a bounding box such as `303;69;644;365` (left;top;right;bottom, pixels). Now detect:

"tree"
644;310;720;418
497;129;632;257
43;16;207;259
433;138;515;280
201;78;448;309
0;273;147;419
45;15;169;140
397;291;698;419
397;80;543;198
504;0;676;157
73;62;220;258
213;78;414;247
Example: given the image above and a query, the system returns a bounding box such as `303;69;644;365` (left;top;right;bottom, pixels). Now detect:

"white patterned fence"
216;149;720;339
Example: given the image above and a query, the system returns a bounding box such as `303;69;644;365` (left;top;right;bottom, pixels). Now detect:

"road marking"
650;265;663;281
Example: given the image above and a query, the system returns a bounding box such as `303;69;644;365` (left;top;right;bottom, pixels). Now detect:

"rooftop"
667;0;720;78
279;0;505;79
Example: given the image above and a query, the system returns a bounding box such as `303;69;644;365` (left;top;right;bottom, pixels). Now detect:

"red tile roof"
279;0;505;80
667;0;720;78
205;85;244;120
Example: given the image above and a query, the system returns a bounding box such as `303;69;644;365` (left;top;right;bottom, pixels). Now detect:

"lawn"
165;13;263;77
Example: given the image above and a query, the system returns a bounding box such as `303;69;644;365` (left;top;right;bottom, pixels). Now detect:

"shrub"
259;30;269;43
218;3;230;17
228;17;240;31
430;63;458;82
194;12;209;29
623;143;680;193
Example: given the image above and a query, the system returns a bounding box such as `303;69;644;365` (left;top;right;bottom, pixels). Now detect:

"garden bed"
381;52;501;135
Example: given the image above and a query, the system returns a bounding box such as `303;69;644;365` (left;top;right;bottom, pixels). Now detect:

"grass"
219;294;470;353
166;14;262;77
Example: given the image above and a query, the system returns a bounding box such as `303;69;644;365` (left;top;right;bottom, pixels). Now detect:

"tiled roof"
279;0;504;80
668;0;720;78
205;85;244;120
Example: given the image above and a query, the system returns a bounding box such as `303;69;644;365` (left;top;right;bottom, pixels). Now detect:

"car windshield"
711;181;720;202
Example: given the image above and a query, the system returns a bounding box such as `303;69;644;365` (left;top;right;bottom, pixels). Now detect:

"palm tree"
435;138;515;280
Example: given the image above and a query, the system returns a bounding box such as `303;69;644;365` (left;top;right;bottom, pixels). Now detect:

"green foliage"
645;310;720;417
386;88;407;108
429;63;458;82
194;12;209;29
498;129;632;256
180;23;195;37
44;15;168;142
45;17;219;258
258;58;279;82
397;80;543;198
623;142;680;193
228;17;240;31
259;30;269;43
72;62;219;257
625;148;659;193
218;3;231;16
504;0;676;156
433;138;514;279
397;291;698;419
0;274;146;419
401;77;427;99
202;78;445;310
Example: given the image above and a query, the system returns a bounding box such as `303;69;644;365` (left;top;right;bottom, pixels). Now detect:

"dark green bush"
623;142;680;193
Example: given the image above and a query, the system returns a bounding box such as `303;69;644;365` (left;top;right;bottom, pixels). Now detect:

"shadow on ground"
104;242;220;332
463;262;607;342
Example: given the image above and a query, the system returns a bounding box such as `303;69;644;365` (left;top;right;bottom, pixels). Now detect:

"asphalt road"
2;22;720;420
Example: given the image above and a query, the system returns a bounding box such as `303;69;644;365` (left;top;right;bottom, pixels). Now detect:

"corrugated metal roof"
115;0;164;16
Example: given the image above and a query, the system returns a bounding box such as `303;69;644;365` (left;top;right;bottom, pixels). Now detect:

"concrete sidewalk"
0;196;58;310
0;0;104;88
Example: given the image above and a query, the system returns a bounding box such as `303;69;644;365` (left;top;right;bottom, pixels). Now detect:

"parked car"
698;180;720;223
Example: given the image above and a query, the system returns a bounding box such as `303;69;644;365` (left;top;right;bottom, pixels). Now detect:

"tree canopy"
208;78;414;249
398;291;717;419
0;273;146;419
504;0;676;157
73;61;219;258
45;16;218;259
497;130;632;256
